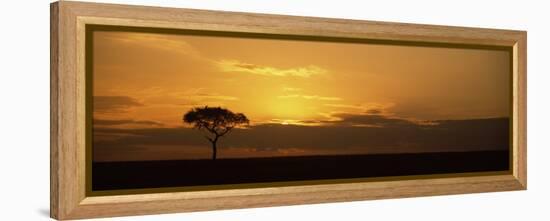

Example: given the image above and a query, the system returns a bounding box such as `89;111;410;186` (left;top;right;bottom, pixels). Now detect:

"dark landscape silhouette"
92;150;509;191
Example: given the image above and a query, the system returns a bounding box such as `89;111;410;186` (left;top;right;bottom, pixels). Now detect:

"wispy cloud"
217;60;327;77
278;94;342;101
282;87;303;92
193;93;239;101
327;113;413;127
94;96;143;113
94;119;164;127
268;118;324;126
102;32;204;60
324;102;395;115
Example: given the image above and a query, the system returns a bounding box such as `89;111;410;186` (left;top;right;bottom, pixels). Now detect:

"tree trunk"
211;140;217;160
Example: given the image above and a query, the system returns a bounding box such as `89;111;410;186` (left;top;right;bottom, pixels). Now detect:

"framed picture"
50;1;527;220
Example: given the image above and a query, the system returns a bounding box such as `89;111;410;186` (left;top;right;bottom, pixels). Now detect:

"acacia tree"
183;106;249;160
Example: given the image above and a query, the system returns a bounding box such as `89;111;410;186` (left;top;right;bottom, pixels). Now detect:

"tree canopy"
183;106;249;160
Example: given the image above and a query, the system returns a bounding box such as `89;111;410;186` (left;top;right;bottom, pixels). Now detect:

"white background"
0;0;548;220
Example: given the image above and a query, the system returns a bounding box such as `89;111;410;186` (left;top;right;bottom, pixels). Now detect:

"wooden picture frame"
50;1;527;220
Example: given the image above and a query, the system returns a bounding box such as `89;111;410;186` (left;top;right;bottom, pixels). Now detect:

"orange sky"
93;31;510;129
91;30;510;161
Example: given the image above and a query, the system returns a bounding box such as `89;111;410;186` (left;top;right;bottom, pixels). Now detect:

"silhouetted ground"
92;150;509;191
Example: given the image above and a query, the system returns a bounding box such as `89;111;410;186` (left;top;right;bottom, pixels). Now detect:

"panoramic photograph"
90;29;511;191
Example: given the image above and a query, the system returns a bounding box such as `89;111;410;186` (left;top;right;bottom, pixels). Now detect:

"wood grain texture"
50;1;527;219
50;2;59;219
516;32;528;187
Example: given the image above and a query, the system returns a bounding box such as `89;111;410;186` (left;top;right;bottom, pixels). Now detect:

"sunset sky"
92;30;511;161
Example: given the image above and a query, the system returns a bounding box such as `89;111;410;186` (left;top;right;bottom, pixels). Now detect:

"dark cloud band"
93;117;509;161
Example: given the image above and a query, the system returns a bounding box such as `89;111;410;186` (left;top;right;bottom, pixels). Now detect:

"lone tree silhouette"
183;106;249;160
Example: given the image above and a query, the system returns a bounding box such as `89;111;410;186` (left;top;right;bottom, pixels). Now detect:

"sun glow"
268;98;313;119
269;119;316;126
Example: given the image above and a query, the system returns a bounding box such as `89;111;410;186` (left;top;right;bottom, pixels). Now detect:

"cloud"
268;110;417;127
282;87;303;92
323;102;395;114
365;109;383;115
323;104;365;110
327;113;413;127
102;32;203;60
94;96;143;113
93;117;510;161
278;94;342;101
268;118;324;126
217;60;327;77
169;88;239;104
193;93;239;101
94;119;164;127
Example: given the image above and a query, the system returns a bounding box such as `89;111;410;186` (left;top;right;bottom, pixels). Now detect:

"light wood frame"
50;1;527;219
